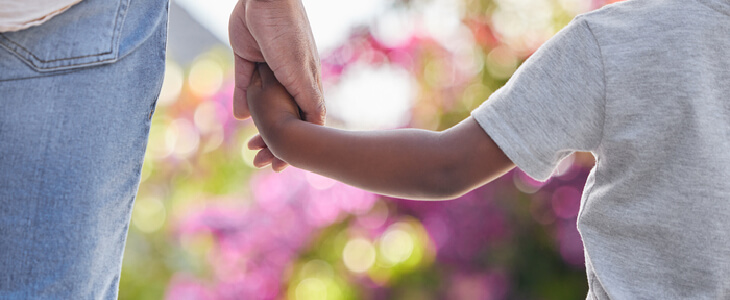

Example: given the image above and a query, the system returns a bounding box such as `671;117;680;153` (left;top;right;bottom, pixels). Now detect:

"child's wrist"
258;113;302;164
259;112;299;146
272;112;301;133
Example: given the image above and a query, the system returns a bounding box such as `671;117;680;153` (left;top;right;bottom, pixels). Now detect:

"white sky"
174;0;390;52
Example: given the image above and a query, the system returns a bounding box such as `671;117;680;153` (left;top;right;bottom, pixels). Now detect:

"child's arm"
247;64;515;200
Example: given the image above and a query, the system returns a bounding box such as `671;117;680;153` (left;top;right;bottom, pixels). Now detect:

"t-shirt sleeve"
471;17;605;181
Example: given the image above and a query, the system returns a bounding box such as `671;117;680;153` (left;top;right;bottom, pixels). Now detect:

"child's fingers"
272;158;289;173
248;63;262;89
253;148;275;168
247;134;267;150
257;63;278;88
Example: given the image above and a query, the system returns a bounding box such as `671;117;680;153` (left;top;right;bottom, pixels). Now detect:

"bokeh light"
165;118;200;159
188;58;224;98
118;0;618;299
379;223;416;265
485;45;519;80
343;238;376;273
294;278;327;300
132;197;167;233
158;61;184;106
326;63;415;130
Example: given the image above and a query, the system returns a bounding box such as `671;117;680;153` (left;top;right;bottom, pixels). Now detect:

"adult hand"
228;0;325;126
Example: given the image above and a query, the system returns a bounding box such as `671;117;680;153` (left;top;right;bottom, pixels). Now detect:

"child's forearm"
261;116;514;200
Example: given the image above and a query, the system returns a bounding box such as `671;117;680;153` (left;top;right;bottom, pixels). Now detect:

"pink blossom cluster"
168;168;376;299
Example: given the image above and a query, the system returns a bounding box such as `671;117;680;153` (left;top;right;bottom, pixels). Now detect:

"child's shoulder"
580;0;692;21
575;0;716;44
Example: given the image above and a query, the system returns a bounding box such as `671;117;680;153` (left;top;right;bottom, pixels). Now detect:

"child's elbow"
418;169;474;200
421;161;510;201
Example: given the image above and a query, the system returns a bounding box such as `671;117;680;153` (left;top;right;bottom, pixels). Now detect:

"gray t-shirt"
471;0;730;298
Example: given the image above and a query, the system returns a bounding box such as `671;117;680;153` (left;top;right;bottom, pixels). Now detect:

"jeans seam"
0;0;130;70
0;34;113;63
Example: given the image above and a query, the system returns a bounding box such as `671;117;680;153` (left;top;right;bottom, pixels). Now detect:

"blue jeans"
0;0;168;298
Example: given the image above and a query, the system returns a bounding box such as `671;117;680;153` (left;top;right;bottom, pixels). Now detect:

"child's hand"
244;64;512;199
246;63;302;172
247;133;288;172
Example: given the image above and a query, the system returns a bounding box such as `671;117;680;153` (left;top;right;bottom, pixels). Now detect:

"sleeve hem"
471;108;555;182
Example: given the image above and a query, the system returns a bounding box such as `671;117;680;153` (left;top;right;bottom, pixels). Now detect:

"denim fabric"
0;0;168;298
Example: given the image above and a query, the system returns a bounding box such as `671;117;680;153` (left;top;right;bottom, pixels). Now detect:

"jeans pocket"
0;0;130;72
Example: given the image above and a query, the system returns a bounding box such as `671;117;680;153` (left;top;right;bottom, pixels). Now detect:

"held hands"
229;0;325;171
228;0;325;125
246;63;302;171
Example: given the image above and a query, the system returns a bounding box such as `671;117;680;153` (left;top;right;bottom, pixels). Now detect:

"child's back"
472;0;730;298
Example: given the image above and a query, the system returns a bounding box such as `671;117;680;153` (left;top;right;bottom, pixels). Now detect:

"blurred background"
121;0;620;299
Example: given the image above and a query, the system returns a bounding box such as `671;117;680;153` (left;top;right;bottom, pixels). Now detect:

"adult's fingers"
268;57;325;125
233;54;256;120
281;61;326;125
240;0;326;125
